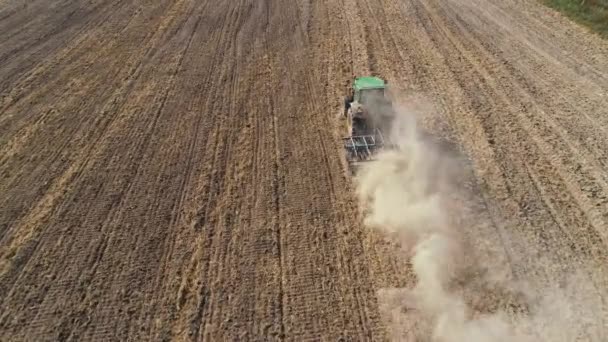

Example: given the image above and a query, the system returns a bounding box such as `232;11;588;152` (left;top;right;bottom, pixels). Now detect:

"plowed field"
1;0;607;340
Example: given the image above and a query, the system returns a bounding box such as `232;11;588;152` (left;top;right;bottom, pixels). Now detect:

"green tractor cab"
342;76;394;174
353;76;386;103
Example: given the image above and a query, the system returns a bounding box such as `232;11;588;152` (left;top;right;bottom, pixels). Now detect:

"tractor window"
360;88;384;105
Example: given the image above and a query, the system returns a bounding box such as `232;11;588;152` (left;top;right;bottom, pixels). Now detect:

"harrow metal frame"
343;128;386;162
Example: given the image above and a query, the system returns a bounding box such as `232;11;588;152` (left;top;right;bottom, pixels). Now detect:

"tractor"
341;76;394;174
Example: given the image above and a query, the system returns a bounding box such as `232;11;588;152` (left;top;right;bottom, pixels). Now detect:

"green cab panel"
353;76;386;103
353;76;385;91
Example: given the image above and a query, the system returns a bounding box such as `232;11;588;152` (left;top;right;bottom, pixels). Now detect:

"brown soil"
1;0;607;340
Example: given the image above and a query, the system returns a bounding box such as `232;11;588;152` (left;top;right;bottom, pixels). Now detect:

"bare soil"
1;0;607;340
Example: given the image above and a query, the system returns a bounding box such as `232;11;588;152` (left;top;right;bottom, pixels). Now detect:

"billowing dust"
355;94;605;341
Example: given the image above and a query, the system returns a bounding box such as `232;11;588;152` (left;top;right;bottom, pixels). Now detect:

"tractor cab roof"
353;76;386;91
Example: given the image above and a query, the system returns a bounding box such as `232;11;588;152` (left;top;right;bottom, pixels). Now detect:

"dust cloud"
355;94;605;341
